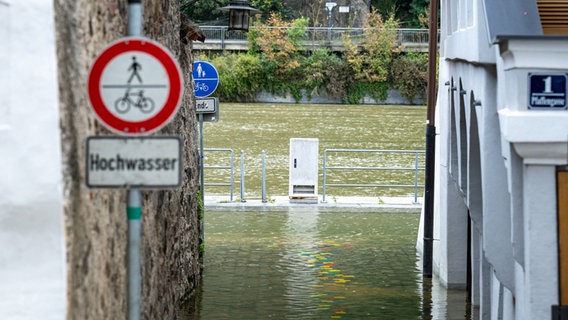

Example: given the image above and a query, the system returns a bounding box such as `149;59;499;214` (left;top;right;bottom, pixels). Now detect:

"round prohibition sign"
88;37;183;135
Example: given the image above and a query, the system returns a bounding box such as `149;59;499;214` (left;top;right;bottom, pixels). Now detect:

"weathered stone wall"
55;1;200;319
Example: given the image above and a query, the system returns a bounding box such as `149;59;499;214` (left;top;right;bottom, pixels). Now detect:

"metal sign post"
127;2;142;320
193;58;219;244
127;188;142;320
196;97;219;244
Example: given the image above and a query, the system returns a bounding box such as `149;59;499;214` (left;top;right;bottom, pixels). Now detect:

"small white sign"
196;97;217;114
86;136;182;188
339;6;349;13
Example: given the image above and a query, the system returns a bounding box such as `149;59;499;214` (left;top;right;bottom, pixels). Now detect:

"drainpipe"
423;0;439;278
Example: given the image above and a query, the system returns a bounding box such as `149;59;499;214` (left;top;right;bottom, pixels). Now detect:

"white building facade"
420;0;568;319
0;1;67;319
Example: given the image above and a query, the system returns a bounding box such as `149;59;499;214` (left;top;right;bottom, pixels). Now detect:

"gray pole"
199;113;205;241
127;189;142;320
128;0;142;36
261;150;267;203
127;1;142;320
240;150;246;202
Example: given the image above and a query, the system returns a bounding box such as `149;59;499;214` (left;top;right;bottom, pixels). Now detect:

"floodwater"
182;103;475;319
181;208;475;320
203;103;426;198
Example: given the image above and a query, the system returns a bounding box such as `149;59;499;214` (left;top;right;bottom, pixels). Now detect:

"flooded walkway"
181;197;475;319
205;195;423;210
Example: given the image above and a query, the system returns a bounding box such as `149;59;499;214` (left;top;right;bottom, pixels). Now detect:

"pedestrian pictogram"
127;56;143;84
88;37;184;135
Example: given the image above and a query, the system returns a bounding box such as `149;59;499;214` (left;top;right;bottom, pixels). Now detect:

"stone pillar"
55;1;201;318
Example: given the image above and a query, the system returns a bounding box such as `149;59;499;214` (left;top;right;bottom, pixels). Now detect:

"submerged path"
205;196;423;211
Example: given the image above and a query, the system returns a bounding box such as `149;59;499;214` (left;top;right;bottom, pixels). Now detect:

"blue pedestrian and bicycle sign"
193;61;219;97
528;73;567;110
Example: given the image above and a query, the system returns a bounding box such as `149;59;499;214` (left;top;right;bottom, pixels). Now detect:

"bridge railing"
198;26;429;46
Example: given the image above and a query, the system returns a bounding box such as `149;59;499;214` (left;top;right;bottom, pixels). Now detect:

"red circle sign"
88;37;183;135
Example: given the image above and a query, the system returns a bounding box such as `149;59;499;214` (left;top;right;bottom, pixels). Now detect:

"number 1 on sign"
543;76;552;93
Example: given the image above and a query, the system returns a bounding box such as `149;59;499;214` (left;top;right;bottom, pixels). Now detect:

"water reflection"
280;208;321;318
191;208;427;319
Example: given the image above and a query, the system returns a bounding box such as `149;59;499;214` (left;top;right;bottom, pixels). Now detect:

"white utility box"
289;138;319;203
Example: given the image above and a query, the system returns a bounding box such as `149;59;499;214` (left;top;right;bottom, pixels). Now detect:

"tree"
248;13;308;75
343;9;401;83
181;0;228;24
410;0;430;27
181;0;294;24
370;0;429;27
392;51;428;103
250;0;294;21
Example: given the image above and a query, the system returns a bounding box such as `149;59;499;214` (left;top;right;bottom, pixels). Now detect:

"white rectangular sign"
86;136;182;188
196;97;217;114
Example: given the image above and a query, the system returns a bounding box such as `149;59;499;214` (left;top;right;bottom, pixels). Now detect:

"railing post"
322;149;327;203
261;150;267;203
230;150;235;202
240;150;246;202
414;152;420;203
221;27;226;50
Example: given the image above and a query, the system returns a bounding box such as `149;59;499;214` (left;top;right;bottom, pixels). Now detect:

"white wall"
0;1;66;319
431;1;568;318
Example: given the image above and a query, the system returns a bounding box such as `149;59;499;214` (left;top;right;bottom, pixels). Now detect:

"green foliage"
344;10;401;84
346;82;389;105
181;0;228;24
370;0;426;27
247;13;307;76
210;53;266;101
195;10;427;105
180;0;429;28
250;0;294;21
391;51;428;104
410;0;430;20
371;0;399;20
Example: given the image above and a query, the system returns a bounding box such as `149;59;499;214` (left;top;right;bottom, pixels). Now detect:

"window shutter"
537;0;568;34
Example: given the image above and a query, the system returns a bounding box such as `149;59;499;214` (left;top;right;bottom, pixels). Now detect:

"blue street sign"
193;61;219;98
528;73;567;110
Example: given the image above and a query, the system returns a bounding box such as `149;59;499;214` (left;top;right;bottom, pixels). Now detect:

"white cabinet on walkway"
289;138;319;203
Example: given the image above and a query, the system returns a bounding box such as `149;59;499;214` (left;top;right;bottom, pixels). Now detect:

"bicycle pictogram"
194;82;209;93
114;88;155;114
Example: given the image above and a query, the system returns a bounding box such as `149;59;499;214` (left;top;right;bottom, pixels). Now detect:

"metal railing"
204;148;425;203
196;26;430;51
203;148;235;201
203;149;270;203
322;149;425;203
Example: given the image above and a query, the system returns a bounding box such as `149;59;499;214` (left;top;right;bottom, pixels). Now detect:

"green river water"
202;103;427;199
182;104;474;319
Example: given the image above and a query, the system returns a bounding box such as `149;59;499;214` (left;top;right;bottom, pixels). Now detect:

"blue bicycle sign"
193;61;219;97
